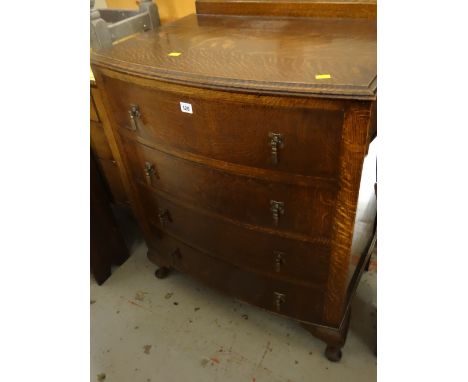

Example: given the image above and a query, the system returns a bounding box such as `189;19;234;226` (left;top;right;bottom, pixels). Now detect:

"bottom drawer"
148;232;325;325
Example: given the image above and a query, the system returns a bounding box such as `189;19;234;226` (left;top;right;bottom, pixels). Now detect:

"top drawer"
101;74;344;178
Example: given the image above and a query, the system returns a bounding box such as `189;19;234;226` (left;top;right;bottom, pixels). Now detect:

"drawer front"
102;75;344;178
98;158;128;205
148;232;324;324
123;140;337;239
138;185;330;285
91;121;113;160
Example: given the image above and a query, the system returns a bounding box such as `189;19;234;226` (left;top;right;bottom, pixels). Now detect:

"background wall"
105;0;195;24
94;0;108;8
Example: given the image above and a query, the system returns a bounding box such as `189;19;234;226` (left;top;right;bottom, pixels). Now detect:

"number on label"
180;102;193;114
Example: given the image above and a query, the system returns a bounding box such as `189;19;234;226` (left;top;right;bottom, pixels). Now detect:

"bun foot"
302;308;351;363
325;346;342;362
154;267;170;279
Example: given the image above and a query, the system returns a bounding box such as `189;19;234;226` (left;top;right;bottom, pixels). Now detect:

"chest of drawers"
91;1;376;362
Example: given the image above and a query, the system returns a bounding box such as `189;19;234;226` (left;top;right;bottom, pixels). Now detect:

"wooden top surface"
91;14;376;99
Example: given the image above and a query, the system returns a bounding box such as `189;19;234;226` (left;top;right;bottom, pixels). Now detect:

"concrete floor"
91;237;376;382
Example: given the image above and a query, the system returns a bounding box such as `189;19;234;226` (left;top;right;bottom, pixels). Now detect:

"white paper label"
180;102;193;114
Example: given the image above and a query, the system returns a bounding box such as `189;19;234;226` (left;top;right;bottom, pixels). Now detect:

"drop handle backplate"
158;208;171;227
268;132;284;165
128;104;141;131
144;161;157;184
270;200;285;226
274;292;286;312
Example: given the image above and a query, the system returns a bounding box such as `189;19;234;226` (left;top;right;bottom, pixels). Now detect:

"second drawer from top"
122;139;338;240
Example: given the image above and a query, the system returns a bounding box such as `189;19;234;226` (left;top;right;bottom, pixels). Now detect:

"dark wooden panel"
103;74;344;178
138;184;330;285
196;0;377;19
91;152;128;285
148;233;325;324
97;158;129;206
368;100;377;146
90;121;114;161
123;139;337;239
91;14;376;99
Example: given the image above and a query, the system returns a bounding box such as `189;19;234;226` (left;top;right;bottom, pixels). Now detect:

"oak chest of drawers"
91;0;376;362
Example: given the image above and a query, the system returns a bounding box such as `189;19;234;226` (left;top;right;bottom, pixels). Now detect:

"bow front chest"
91;2;376;362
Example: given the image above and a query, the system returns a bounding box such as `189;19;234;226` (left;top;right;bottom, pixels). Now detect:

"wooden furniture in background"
91;151;129;285
91;0;376;361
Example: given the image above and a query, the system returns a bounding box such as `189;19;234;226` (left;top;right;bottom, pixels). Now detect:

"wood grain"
97;158;129;204
139;180;331;246
91;14;376;99
123;139;338;239
196;0;377;19
91;8;376;359
92;71;153;227
91;87;129;205
148;231;325;324
323;102;371;326
102;72;345;178
90;95;99;122
141;187;331;286
90;121;114;161
121;130;340;188
91;151;129;285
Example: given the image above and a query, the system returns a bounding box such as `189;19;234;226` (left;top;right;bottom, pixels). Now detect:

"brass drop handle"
158;208;171;227
270;200;284;226
144;162;157;184
274;292;286;312
128;104;141;131
268;132;284;165
274;251;285;272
